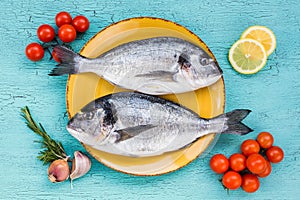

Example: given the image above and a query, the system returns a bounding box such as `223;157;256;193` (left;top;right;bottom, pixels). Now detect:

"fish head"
179;53;223;88
67;102;116;146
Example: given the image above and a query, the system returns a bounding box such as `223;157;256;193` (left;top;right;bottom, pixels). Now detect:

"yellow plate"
66;17;225;176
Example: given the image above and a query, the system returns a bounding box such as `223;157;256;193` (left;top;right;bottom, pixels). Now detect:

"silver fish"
49;37;222;95
67;92;252;157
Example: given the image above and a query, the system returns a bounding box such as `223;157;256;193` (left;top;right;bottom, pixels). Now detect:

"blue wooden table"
1;0;299;199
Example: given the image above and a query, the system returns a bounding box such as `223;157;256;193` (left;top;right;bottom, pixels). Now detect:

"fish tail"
218;109;253;135
48;46;83;76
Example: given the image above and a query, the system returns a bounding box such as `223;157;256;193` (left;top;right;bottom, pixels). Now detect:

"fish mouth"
66;124;107;146
66;125;89;144
66;125;81;139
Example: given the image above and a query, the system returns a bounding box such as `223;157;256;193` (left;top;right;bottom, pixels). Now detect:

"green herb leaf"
21;106;68;164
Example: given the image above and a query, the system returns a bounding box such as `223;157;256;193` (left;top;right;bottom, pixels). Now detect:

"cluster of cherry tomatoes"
210;132;284;193
25;11;90;62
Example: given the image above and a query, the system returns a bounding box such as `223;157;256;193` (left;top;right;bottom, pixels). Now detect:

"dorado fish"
49;37;222;95
67;92;252;157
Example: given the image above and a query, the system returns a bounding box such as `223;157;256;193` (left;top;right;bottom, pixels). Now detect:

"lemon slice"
228;39;267;74
241;26;276;56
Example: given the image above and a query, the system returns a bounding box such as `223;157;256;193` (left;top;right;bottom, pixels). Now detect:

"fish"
49;37;223;95
66;92;252;157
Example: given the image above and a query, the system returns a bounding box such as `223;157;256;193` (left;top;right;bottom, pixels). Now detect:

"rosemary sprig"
21;106;68;164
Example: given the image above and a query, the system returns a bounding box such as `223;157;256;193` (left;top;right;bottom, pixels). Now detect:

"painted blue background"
0;0;299;199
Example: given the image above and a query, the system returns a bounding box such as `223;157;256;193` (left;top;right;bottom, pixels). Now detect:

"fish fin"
178;110;252;150
220;109;253;135
135;70;178;82
49;65;76;76
115;131;134;142
115;124;156;142
48;46;83;76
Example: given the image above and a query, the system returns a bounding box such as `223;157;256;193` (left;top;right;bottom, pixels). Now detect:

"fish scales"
50;37;223;95
83;38;190;82
67;92;252;157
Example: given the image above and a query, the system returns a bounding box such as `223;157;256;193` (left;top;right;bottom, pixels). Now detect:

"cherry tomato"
222;171;242;190
72;15;90;33
25;43;44;61
210;154;229;174
246;153;267;174
241;139;260;156
229;153;246;172
52;50;61;63
266;146;284;163
242;174;260;193
37;24;55;43
257;132;274;149
58;24;77;43
258;161;272;178
55;11;72;27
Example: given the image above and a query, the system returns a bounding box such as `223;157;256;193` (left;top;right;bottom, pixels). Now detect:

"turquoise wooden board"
0;0;299;199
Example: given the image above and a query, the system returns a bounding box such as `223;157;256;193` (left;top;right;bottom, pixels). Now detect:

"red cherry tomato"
222;171;242;190
257;132;274;149
58;24;77;43
241;139;260;156
246;153;267;174
55;11;72;27
37;24;55;43
242;174;260;193
266;146;284;163
210;154;229;174
72;15;90;33
52;50;61;63
229;153;246;172
25;43;44;61
258;161;272;178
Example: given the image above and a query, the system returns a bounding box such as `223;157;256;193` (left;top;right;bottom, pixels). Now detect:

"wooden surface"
0;0;299;199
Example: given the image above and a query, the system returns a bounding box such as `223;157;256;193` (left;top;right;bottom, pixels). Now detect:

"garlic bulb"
48;159;70;183
70;151;91;181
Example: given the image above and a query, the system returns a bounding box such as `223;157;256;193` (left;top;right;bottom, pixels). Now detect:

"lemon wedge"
241;26;276;56
228;39;267;74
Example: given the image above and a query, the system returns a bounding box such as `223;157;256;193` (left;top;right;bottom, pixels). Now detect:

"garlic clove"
70;151;91;181
48;159;70;183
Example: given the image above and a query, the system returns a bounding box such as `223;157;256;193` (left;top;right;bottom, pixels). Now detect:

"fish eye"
200;58;208;66
76;112;85;120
